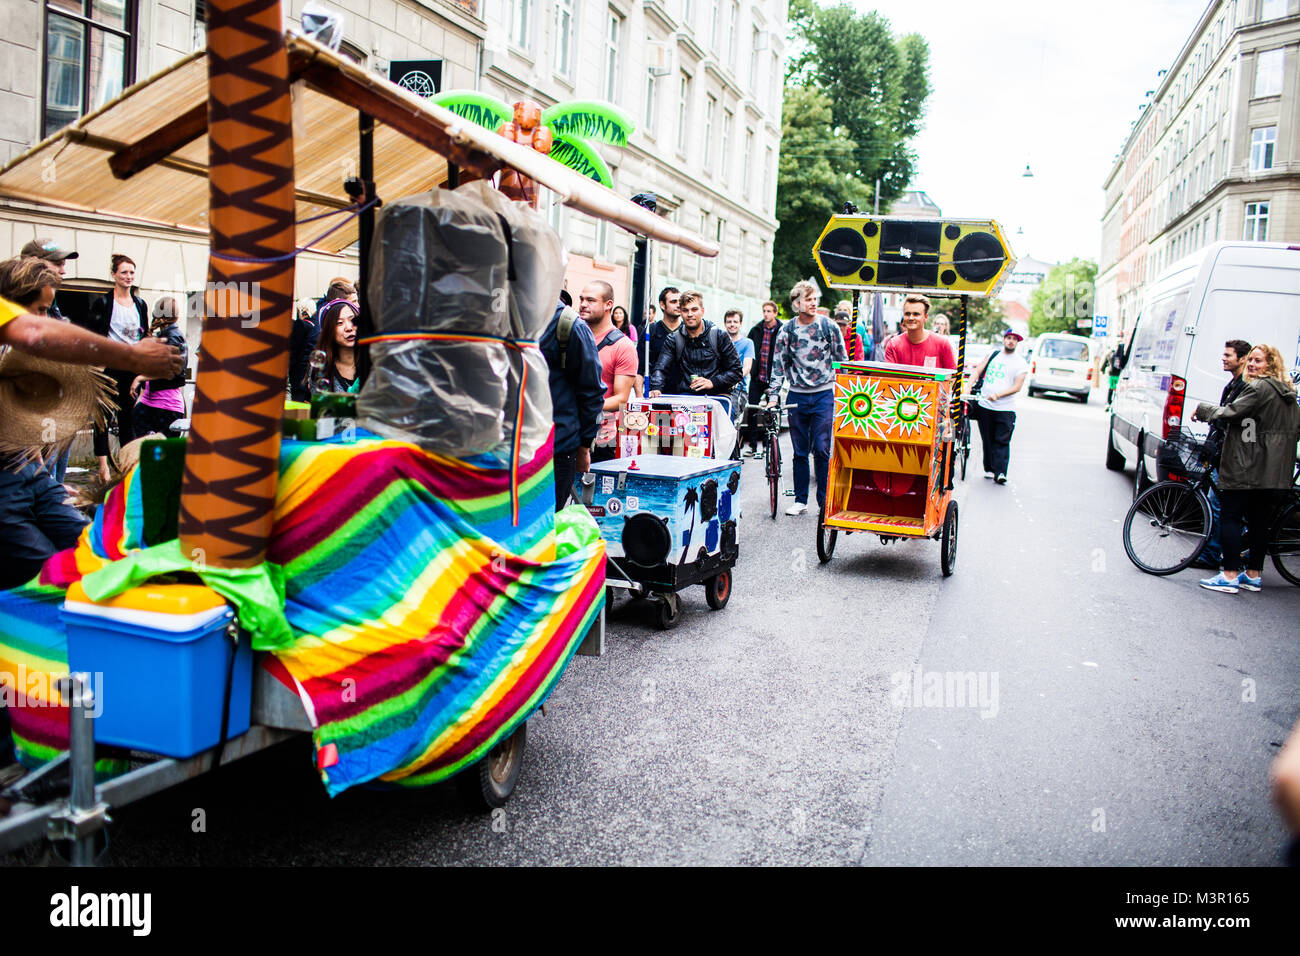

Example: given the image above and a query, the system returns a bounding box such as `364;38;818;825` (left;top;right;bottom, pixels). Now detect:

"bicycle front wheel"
767;430;781;519
1123;480;1211;575
1270;501;1300;586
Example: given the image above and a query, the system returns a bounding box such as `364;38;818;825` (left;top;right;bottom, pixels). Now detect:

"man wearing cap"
973;329;1029;484
20;238;79;319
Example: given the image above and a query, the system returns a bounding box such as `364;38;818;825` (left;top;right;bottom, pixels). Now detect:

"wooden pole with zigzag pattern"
178;0;296;568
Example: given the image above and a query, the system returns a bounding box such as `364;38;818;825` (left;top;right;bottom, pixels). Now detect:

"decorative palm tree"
433;91;634;189
680;485;699;564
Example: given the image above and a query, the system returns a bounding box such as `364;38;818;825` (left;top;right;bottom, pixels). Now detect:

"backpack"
555;306;580;369
782;316;839;356
595;327;627;352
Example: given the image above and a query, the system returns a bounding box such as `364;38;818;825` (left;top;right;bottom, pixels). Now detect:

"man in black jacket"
647;290;743;398
540;300;605;511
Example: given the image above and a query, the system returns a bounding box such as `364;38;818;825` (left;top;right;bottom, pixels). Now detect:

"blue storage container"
62;583;253;758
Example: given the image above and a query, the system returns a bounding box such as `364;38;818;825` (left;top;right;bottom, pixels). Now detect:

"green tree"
1029;258;1098;337
795;3;931;209
772;2;932;308
770;85;870;308
931;295;1007;343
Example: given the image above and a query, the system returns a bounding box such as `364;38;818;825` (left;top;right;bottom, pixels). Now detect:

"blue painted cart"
577;455;741;629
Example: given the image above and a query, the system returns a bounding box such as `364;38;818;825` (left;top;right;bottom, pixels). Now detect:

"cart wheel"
704;570;732;610
940;500;959;577
457;721;527;811
656;592;682;630
816;507;837;564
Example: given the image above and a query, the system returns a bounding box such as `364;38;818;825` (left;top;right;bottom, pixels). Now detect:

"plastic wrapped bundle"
360;339;508;455
463;181;565;339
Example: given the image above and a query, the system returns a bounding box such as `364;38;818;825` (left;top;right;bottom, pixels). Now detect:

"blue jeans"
1198;471;1223;565
787;389;833;508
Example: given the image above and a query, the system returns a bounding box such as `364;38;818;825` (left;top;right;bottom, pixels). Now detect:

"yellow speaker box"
812;217;1016;297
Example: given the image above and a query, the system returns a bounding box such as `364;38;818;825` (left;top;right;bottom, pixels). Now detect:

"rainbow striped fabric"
0;432;605;795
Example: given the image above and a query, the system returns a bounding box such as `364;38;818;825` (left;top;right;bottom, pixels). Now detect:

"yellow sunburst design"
834;377;890;438
885;383;932;437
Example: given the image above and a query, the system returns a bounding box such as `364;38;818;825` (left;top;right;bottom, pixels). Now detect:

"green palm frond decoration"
550;135;614;188
541;101;635;147
431;90;512;131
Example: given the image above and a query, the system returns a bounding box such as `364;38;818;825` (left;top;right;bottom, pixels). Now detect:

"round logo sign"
606;498;623;516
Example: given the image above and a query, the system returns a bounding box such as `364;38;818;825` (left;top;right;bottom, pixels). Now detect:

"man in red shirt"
884;294;956;370
578;280;637;461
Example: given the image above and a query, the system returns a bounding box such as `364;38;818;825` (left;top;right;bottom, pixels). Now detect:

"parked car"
1107;240;1300;493
1028;333;1094;402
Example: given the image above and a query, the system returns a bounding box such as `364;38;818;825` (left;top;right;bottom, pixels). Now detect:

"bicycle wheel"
767;428;781;519
1269;501;1300;586
959;416;970;481
1122;480;1211;575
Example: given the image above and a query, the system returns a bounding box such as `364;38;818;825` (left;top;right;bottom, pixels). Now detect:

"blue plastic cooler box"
62;582;253;758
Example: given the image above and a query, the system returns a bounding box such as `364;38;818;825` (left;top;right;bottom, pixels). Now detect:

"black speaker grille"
817;227;868;276
952;232;1005;283
622;512;671;567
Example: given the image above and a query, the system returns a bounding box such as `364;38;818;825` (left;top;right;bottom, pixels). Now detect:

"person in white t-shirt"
973;328;1030;484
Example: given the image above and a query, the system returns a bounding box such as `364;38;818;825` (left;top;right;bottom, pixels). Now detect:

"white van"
1028;332;1094;402
1107;240;1300;490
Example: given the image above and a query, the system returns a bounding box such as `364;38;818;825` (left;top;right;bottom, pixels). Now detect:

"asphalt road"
11;388;1298;866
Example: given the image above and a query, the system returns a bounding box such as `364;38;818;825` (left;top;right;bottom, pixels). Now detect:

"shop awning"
0;32;718;257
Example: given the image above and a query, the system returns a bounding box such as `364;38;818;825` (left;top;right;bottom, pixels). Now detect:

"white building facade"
0;0;784;331
1097;0;1300;343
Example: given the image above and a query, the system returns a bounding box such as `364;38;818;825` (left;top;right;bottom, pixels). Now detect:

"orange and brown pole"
178;0;296;567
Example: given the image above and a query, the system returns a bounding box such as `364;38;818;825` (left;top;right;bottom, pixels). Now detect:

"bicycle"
956;399;972;481
746;402;783;519
1122;429;1300;584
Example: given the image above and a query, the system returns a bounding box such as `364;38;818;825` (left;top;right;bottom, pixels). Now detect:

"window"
698;211;709;283
1208;150;1215;185
1215;206;1221;240
596;217;610;260
604;11;622;103
511;0;533;49
709;0;720;50
546;187;564;234
1261;0;1286;20
703;95;716;168
720;108;733;181
1243;200;1270;241
678;72;691;154
555;0;575;79
645;73;658;136
770;53;780;113
1254;48;1283;97
750;27;760;91
726;1;738;70
764;144;773;207
1223;138;1229;177
743;127;754;196
43;0;135;138
714;218;725;284
1250;126;1276;171
682;0;694;29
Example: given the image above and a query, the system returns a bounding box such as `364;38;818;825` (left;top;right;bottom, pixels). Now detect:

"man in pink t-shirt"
578;280;637;460
883;293;956;370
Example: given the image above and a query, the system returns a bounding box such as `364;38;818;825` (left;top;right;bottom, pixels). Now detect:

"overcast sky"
857;0;1202;265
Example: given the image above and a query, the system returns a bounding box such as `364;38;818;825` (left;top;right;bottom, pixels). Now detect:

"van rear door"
1182;246;1300;415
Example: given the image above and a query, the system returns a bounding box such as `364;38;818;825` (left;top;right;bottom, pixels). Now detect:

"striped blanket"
0;432;605;795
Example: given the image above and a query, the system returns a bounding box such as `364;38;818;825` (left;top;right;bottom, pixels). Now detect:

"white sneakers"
785;502;808;516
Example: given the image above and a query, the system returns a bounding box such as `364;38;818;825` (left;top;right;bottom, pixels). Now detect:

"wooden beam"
109;103;208;179
293;61;504;179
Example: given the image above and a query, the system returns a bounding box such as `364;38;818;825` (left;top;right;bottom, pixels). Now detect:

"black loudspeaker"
622;513;671;567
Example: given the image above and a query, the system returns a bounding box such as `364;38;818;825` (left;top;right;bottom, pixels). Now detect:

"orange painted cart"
814;360;960;576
